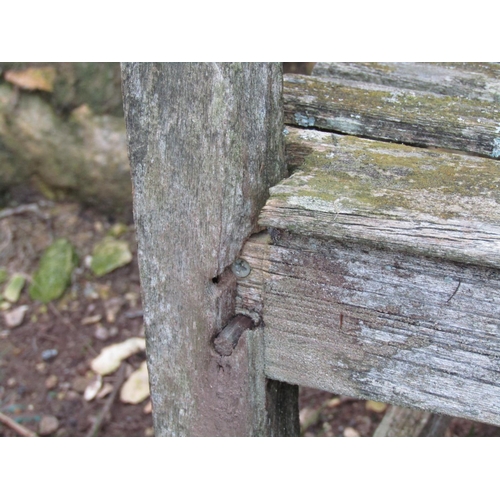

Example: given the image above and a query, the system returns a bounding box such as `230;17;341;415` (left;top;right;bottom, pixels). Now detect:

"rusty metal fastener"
213;315;254;356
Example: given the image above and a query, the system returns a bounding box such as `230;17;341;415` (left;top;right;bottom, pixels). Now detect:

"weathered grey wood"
312;62;500;102
236;231;500;425
283;71;500;158
274;128;500;269
121;63;299;436
373;406;451;437
234;127;500;425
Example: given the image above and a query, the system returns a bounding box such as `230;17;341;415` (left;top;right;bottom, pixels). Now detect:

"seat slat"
283;68;500;158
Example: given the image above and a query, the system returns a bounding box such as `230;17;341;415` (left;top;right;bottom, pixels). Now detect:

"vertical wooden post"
121;63;299;436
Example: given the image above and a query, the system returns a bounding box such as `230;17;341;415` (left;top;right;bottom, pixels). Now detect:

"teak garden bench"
121;63;500;436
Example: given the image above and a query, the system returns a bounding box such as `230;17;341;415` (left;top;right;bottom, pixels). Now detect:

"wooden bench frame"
121;62;500;436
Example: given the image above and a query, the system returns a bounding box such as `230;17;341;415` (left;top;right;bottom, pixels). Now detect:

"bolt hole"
212;276;219;284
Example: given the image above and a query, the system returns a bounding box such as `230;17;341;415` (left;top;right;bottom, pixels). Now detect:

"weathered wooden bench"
121;63;500;436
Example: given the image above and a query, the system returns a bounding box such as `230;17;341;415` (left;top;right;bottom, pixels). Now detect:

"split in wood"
213;314;254;356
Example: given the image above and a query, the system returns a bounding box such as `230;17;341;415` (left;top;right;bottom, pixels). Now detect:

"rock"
45;374;58;389
3;305;29;327
94;324;109;340
41;349;58;361
39;415;59;436
72;376;90;393
343;427;361;437
104;297;124;323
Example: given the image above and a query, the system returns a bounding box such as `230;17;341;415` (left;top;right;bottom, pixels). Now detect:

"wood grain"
122;63;299;436
283;68;500;158
274;127;500;269
236;231;500;425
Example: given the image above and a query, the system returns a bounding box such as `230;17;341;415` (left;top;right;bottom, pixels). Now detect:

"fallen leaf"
3;274;25;303
0;268;7;284
96;383;113;399
143;400;152;414
4;66;56;92
84;375;103;401
81;314;102;325
90;337;146;375
90;237;132;277
366;400;388;413
120;361;149;404
29;239;78;303
3;305;29;328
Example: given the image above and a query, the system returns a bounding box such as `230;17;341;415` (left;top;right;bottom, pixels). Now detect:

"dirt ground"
1;191;499;437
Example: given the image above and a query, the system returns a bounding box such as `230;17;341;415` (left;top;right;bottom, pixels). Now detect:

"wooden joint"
213;314;254;356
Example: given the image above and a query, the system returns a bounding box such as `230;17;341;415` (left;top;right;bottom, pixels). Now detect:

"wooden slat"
283;69;500;158
234;127;500;425
276;127;500;269
312;62;500;102
236;231;500;425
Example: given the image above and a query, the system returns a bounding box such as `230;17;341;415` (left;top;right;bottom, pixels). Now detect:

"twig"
87;363;127;437
0;411;38;437
0;203;48;220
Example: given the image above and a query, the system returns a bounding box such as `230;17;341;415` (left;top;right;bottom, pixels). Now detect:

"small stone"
45;374;58;389
81;314;102;325
36;362;47;373
72;376;90;393
143;400;152;414
41;349;58;361
326;397;341;408
104;297;124;323
3;305;29;328
344;427;360;437
109;326;119;337
94;324;109;340
65;390;80;400
144;427;154;437
39;415;59;436
7;377;16;387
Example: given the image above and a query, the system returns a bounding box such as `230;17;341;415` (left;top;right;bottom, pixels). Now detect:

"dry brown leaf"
4;66;56;92
120;361;149;404
90;337;145;375
365;400;388;413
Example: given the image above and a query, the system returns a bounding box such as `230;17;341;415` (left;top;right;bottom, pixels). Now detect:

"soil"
1;191;499;437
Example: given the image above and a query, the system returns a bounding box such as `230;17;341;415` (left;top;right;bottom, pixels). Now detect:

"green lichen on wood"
29;239;78;303
283;74;500;157
279;128;500;223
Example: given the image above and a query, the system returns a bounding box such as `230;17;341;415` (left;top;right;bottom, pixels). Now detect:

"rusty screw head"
231;258;251;278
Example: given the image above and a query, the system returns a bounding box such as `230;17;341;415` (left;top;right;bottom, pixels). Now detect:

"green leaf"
0;267;7;285
3;273;25;303
29;239;78;303
90;237;132;277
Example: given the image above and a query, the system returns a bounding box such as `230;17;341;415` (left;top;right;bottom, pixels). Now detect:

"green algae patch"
29;239;78;303
3;274;25;303
90;237;132;277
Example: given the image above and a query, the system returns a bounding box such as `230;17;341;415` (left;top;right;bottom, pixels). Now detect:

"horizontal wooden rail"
283;62;500;159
